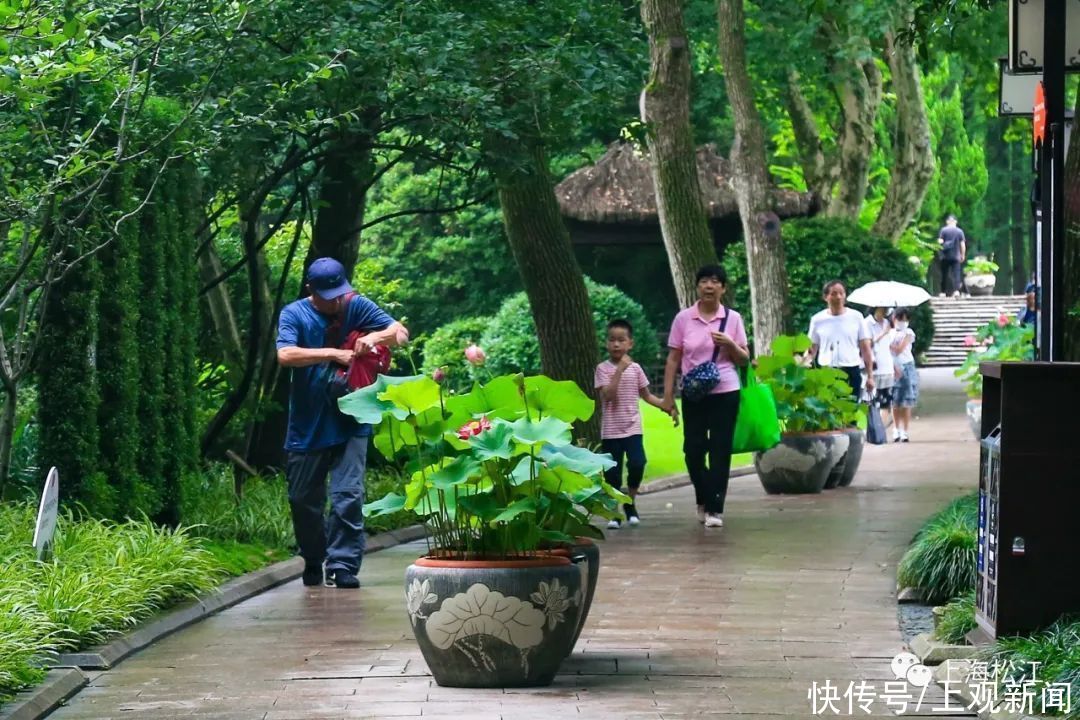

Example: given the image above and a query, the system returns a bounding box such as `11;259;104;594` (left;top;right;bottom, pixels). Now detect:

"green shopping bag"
732;366;781;454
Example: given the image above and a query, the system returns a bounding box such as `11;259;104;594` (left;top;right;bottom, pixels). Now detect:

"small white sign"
33;467;59;560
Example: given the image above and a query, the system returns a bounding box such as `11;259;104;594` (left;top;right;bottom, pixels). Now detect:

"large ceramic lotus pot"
548;538;599;656
755;431;848;494
405;555;583;688
965;273;996;296
835;428;866;488
966;399;982;440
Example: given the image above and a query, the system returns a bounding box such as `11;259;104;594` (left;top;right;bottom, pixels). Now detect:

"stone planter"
964;273;996;296
405;555;583;688
824;428;864;489
547;537;599;656
966;399;982;440
755;431;849;495
836;428;866;488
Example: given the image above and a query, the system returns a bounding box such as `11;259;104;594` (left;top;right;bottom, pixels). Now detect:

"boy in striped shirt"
595;319;679;528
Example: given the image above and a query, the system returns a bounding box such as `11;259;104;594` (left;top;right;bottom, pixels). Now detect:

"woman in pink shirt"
662;266;750;528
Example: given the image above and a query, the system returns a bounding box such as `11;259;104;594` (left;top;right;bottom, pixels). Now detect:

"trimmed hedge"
480;277;661;377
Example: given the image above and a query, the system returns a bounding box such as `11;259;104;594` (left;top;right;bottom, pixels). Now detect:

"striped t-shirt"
594;360;649;439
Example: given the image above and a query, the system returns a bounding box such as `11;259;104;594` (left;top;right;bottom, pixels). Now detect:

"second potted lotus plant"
752;334;865;493
339;366;626;688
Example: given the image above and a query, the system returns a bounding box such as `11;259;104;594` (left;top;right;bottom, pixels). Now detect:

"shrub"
481;277;661;377
724;217;935;357
420;315;493;390
935;591;976;644
897;493;978;604
0;503;221;701
990;618;1080;719
954;315;1034;399
179;467;294;550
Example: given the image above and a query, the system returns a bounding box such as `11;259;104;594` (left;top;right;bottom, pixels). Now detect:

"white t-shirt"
865;316;895;376
809;307;870;368
892;328;916;365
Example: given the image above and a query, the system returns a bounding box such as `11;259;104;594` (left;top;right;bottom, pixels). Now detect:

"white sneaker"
607;519;621;529
704;513;724;528
892;429;901;442
697;506;706;524
628;515;640;526
900;431;910;443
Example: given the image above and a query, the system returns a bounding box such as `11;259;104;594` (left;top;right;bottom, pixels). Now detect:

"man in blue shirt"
276;258;408;589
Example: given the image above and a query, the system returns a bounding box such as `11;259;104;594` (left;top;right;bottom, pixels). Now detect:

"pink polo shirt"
668;303;748;395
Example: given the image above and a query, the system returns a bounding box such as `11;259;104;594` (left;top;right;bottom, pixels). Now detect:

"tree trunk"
717;0;792;353
490;138;600;440
303;121;379;277
1009;139;1028;293
827;44;883;219
197;242;245;375
872;28;935;242
784;69;834;211
0;383;16;499
1061;87;1080;360
640;0;718;308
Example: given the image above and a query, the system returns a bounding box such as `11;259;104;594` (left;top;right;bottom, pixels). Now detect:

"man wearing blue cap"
276;257;409;589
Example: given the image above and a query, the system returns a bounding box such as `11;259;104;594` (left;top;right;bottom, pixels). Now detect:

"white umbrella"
847;281;931;308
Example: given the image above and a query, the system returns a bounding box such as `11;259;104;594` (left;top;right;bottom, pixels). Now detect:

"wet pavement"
51;369;978;719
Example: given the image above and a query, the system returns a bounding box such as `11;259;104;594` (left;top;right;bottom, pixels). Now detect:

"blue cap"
306;258;353;300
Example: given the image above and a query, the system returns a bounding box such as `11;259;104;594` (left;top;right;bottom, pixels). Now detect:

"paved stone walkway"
52;370;977;719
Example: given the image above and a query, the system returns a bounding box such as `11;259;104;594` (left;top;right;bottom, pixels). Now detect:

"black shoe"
302;563;324;587
326;569;360;589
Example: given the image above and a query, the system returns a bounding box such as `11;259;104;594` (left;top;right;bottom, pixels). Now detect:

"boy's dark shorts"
601;434;647;489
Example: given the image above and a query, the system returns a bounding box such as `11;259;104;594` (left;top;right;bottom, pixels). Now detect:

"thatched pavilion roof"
555;142;817;224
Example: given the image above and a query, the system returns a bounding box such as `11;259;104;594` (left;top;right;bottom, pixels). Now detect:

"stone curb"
0;669;87;720
932;660;1054;720
638;465;755;496
909;632;980;665
0;524;427;720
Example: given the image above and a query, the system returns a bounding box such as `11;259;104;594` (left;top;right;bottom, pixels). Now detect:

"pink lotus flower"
963;335;977;347
464;344;486;365
432;367;446;384
997;314;1010;328
457;416;492;440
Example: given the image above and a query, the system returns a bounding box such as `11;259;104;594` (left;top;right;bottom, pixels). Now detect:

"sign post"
33;467;59;561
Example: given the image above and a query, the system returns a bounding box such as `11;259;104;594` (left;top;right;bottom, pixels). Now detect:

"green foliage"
179;468;294;550
725;217;936;357
199;541;291;577
954;316;1035;399
935;591;976;645
897;493;978;605
342;372;628;558
0;503;221;700
990;618;1080;719
420;316;494;391
919;57;990;235
481;278;661;377
754;334;864;433
964;256;999;275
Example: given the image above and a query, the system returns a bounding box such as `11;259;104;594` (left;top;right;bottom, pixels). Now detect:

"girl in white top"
865;308;895;430
890;308;918;442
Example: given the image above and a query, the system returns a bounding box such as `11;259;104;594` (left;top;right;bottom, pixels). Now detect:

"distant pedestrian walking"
937;215;967;298
595;319;678;529
864;307;895;431
662;265;750;529
890;308;919;442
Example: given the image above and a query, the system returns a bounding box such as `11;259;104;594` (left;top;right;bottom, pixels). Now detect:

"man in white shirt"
807;280;875;398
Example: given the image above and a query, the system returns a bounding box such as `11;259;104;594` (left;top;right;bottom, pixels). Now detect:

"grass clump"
989;618;1080;718
200;541;291;577
180;468;294;549
897;492;978;605
935;591;976;644
0;503;221;702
